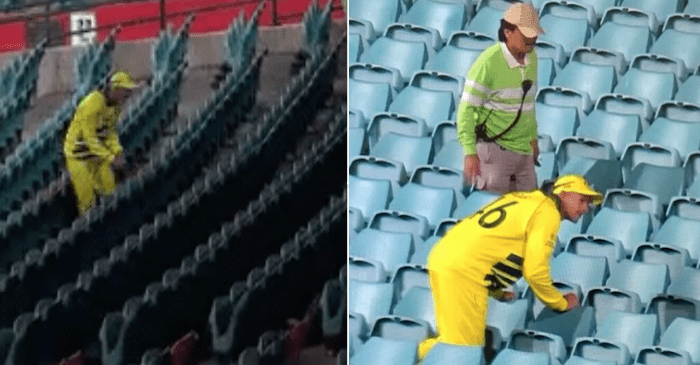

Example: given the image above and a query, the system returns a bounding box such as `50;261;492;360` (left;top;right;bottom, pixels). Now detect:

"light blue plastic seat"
410;219;456;265
578;107;643;158
389;182;458;229
350;17;377;43
351;228;414;275
401;0;469;42
391;264;430;304
675;73;700;106
653;215;700;262
585;207;654;256
431;120;457;155
551;252;609;294
657;318;700;364
349;256;388;283
349;33;364;62
508;329;568;365
596;311;659;357
555;136;622;194
349;175;393;224
410;70;464;106
370;132;433;175
392;286;436;334
349;280;395;337
421;342;485;365
410;165;465;201
621;143;682;183
584;286;643;330
622;163;685;210
385;23;444;53
466;0;511;39
349;127;368;160
564;356;616;365
367;112;429;149
369;210;432;244
606;259;670;306
613;55;679;111
688;0;700;13
370;316;430;342
538;1;595;56
361;36;433;84
349;155;409;195
594;93;654;130
536;102;579;148
634;346;694;365
631;243;692;282
349;336;418;365
432;140;464;172
620;0;682;31
349;78;394;122
348;0;403;35
566;235;626;270
536;151;556;188
389;76;456;131
486;298;529;343
350;62;404;91
426;31;495;77
349;109;367;129
491;348;551;365
588;7;653;64
650;14;700;76
639;102;700;161
538;57;556;89
551;47;620;102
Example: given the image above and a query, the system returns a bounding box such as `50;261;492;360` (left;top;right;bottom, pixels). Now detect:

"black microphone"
522;79;532;95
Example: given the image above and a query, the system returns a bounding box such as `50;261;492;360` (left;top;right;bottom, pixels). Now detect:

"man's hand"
564;292;579;310
464;154;480;186
501;291;516;302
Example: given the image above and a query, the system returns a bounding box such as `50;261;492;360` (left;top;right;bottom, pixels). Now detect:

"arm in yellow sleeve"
104;130;123;157
77;96;115;163
522;203;567;311
457;58;490;156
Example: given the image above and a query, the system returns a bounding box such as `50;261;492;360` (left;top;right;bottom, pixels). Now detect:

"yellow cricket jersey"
63;90;123;163
427;189;568;311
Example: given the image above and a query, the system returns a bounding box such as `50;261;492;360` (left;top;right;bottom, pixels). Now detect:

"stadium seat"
369;132;433;175
349;256;388;283
588;7;653;65
621;143;682;183
409;165;465;202
410;219;456;265
348;0;403;35
555;137;622;194
431;120;457;155
507;329;568;364
385;22;444;53
537;86;590;137
527;298;595;348
451;189;499;219
585;207;654;256
536;151;556;188
688;0;700;14
491;348;552;365
388;72;457;130
349;78;394;123
594;93;654;129
369;210;432;244
564;356;616;365
666;267;700;302
622;164;685;211
613;54;680;111
634;346;694;365
350;17;376;43
389;182;458;229
619;0;682;34
432;140;464;173
360;34;434;84
631;243;692;282
349;280;395;338
538;1;595;56
392;286;436;334
536;40;567;69
350;63;404;92
605;259;670;307
421;342;485;365
466;0;512;40
577;106;643;158
391;264;429;304
349;109;366;129
349;175;393;224
675;71;700;107
667;196;700;220
401;0;469;42
349;336;419;365
646;294;700;335
551;47;620;102
350;228;414;276
425;31;495;77
566;235;625;271
602;189;662;226
370;316;430;342
584;287;644;330
651;213;700;262
486;298;529;343
366;113;430;149
642;102;700;161
551;252;609;295
650;14;700;76
349;155;409;195
596;311;659;357
654;318;700;364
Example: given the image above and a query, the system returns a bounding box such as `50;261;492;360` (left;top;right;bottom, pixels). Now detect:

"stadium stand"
0;0;347;364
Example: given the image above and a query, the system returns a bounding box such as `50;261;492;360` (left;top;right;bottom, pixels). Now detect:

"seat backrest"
578;109;641;158
606;259;670;305
349;335;419;365
632;243;691;282
392;286;436;332
348;0;402;35
659;317;700;364
349;175;393;221
389;85;455;130
349;279;395;328
389;182;457;229
361;37;431;84
401;0;468;42
655;216;700;261
367;112;429;148
369;210;432;243
349;155;408;194
351;228;414;274
349;78;393;121
551;252;609;294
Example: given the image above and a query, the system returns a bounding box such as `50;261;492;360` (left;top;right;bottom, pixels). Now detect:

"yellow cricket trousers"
66;157;116;215
418;268;489;360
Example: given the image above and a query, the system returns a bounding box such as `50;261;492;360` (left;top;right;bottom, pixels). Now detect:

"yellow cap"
552;174;603;205
503;2;545;38
110;70;136;90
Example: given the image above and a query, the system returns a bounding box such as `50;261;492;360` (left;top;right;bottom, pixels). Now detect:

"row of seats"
224;0;264;71
302;0;333;57
0;40;45;160
73;27;118;98
151;15;192;82
207;191;346;364
233;264;347;365
0;61;188;275
351;0;700;73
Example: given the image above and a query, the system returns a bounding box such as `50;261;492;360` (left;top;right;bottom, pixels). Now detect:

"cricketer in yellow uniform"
418;175;603;360
63;71;136;215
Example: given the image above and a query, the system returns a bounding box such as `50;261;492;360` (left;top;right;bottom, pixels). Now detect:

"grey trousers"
475;141;537;194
